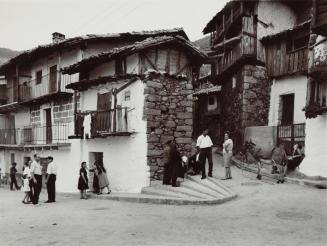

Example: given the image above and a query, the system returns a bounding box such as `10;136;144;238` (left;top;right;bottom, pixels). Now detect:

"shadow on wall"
244;126;277;159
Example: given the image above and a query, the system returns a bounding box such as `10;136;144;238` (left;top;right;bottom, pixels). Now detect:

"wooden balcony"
18;72;73;106
266;47;308;78
73;107;131;139
214;34;257;77
305;78;327;118
0;84;7;104
0;123;70;146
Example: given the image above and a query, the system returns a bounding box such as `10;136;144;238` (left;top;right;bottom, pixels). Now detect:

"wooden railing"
266;47;308;77
0;129;17;145
211;3;244;45
0;85;7;103
0;123;69;145
216;34;256;75
277;123;306;155
18;72;74;102
75;107;129;138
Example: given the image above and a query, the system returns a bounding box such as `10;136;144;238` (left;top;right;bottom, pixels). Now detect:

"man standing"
45;156;57;203
10;162;20;190
30;154;42;205
197;128;214;179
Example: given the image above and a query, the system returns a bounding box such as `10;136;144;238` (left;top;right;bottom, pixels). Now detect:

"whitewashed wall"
268;75;307;126
257;1;297;40
300;113;327;177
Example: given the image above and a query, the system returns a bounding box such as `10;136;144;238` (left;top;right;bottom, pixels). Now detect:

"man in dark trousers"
10;162;20;190
196;128;214;179
30;154;42;205
45;156;57;203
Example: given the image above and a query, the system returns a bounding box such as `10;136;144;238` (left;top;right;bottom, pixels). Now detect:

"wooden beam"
144;53;157;70
165;49;171;73
176;62;189;76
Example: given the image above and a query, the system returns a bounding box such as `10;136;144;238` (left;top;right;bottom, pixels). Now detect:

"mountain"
0;47;20;65
192;35;211;53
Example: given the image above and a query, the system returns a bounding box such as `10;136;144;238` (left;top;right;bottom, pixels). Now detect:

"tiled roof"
62;35;207;75
0;28;188;74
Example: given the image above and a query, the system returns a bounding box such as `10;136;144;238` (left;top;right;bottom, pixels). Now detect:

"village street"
0;154;326;246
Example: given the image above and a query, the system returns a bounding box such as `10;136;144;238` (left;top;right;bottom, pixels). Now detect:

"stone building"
200;0;312;151
0;28;204;192
62;35;206;189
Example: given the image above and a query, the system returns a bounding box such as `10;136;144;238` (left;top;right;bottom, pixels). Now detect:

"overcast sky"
0;0;227;51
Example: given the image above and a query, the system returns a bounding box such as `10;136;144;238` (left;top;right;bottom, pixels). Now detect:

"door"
45;109;52;144
49;65;57;93
281;94;294;125
96;92;112;134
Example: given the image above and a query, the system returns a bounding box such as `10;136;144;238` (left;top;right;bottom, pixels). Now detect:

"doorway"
45;108;52;144
280;94;294;125
88;152;104;192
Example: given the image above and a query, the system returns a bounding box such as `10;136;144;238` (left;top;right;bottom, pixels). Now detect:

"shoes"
277;180;281;184
227;177;232;180
256;175;262;180
208;173;213;177
221;178;228;180
172;184;179;187
201;176;206;180
107;190;111;194
44;201;52;203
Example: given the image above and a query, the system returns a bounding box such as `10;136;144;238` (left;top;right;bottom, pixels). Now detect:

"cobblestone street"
1;155;326;246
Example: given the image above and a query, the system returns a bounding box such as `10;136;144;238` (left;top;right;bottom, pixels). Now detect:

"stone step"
151;182;213;199
180;179;225;199
186;175;232;197
142;186;195;199
207;177;234;194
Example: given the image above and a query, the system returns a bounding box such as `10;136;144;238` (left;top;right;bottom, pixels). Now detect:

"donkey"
240;140;263;180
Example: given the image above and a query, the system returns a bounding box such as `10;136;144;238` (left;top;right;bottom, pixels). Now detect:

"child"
21;161;31;204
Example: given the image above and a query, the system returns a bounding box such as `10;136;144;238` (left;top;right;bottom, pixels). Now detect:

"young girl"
78;162;89;199
22;160;31;204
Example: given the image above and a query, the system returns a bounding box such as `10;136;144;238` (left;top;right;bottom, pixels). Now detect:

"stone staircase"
141;175;237;205
87;175;237;205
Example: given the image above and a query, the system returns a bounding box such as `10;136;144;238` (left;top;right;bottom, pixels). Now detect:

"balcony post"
58;52;62;92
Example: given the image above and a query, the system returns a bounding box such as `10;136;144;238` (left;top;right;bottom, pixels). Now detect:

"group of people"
20;154;57;205
78;159;111;199
162;128;234;187
271;142;305;184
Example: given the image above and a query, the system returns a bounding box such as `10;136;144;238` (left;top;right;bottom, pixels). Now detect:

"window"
124;91;131;101
36;70;42;84
115;58;126;75
286;35;309;53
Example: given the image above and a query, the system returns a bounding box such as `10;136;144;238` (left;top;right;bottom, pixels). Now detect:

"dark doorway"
49;65;57;93
281;94;294;125
45;108;52;144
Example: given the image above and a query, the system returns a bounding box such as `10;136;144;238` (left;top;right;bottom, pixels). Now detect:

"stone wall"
220;65;271;149
143;73;194;180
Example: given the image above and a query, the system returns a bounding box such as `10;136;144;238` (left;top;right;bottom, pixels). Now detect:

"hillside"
0;47;20;65
192;35;211;53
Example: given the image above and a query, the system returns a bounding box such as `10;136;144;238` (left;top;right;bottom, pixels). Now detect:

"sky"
0;0;227;51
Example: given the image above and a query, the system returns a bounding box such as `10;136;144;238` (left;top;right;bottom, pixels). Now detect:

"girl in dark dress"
78;162;89;199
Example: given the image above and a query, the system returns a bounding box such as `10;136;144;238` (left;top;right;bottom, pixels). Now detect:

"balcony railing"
211;2;244;45
19;71;74;102
74;107;130;138
216;34;256;76
309;37;327;73
277;123;306;155
0;123;70;145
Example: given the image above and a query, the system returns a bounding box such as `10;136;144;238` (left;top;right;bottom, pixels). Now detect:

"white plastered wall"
268;75;307;126
257;1;297;40
300;113;327;177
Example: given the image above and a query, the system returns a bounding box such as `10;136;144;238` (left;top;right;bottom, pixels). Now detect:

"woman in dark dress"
89;162;100;194
96;160;111;194
169;143;183;187
78;162;89;199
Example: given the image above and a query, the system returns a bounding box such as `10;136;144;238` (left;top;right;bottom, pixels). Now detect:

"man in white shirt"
196;128;214;179
30;154;42;205
45;156;57;203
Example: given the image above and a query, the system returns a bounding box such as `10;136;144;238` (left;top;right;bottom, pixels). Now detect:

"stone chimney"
52;32;65;43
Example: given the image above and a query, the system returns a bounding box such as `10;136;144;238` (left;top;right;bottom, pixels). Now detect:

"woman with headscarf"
222;132;233;180
96;160;111;194
169;142;183;187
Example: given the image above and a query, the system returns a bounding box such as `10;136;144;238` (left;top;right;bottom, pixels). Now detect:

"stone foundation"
143;73;194;180
221;65;271;149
